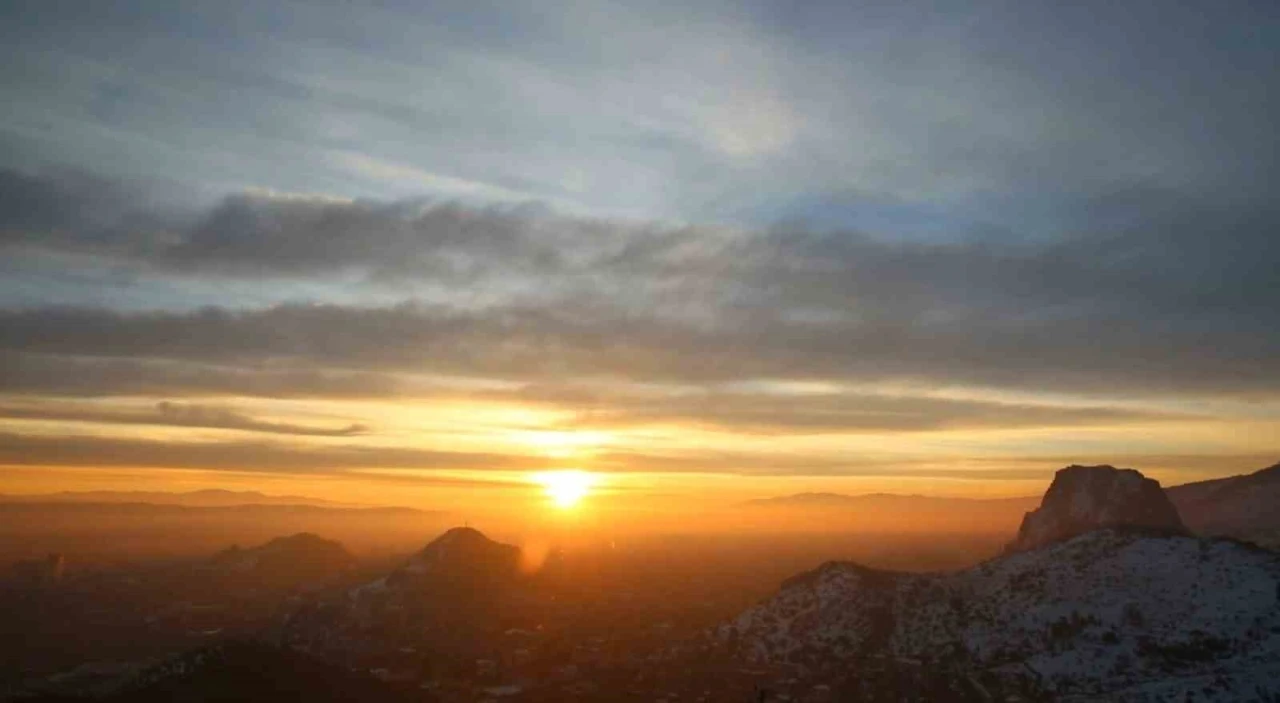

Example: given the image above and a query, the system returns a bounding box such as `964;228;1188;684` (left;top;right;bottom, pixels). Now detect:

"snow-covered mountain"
721;467;1280;701
1007;465;1187;553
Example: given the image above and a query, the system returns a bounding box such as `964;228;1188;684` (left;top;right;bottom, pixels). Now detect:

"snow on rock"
1007;465;1186;554
724;529;1280;700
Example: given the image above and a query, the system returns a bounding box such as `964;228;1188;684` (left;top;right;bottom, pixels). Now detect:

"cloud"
541;388;1192;434
0;351;1195;436
0;400;368;437
2;427;1263;483
0;431;543;474
3;0;1277;229
0;275;1276;400
2;1;1276;484
0;114;1277;404
0;352;409;398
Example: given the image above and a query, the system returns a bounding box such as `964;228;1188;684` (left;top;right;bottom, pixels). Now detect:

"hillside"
1168;462;1280;548
725;529;1280;700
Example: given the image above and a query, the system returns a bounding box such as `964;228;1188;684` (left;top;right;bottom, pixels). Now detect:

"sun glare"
535;470;595;509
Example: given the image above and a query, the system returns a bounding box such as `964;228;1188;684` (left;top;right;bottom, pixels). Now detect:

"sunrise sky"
1;1;1277;518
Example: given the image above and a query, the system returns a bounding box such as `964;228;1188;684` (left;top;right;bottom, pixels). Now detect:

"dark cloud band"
0;400;367;437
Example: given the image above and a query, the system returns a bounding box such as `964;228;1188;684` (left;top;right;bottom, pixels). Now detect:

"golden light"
535;470;596;509
517;430;610;459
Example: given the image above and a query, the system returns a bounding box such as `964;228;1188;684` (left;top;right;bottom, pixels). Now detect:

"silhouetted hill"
207;533;355;591
348;527;526;607
289;527;536;659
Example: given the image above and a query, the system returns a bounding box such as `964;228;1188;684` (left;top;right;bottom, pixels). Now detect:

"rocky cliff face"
1006;465;1186;553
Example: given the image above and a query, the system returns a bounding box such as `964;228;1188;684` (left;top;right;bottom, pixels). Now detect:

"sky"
0;0;1277;519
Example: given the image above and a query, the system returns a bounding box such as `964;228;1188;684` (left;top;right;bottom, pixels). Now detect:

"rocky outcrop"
1006;465;1186;554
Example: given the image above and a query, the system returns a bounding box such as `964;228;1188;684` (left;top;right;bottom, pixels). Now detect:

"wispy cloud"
0;400;368;437
0;431;542;474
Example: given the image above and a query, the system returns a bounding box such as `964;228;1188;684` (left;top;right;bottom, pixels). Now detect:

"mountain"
288;527;537;658
744;492;1039;513
1168;461;1280;547
719;466;1280;700
0;500;444;563
723;528;1280;700
743;462;1280;550
0;489;361;508
1007;465;1187;553
350;526;524;599
208;533;355;591
743;492;1040;538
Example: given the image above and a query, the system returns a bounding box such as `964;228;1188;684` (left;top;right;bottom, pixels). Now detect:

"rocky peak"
1006;465;1186;553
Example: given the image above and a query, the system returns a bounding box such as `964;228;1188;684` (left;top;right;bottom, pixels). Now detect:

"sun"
535;470;595;509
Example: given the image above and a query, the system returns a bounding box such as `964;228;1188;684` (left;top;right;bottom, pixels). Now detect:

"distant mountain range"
720;465;1280;700
0;501;428;517
746;460;1280;547
0;495;446;563
743;492;1043;538
0;488;365;508
744;491;1042;510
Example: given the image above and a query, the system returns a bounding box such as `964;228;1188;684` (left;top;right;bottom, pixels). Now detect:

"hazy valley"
3;463;1279;701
